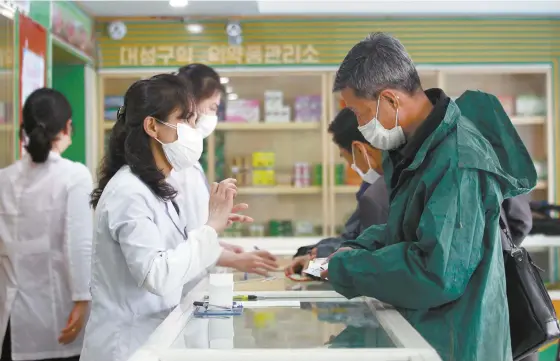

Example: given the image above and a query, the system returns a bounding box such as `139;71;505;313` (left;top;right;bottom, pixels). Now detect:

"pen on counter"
233;295;259;301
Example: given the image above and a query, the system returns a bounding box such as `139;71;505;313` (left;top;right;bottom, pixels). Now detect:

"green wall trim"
52;36;94;65
52;64;86;164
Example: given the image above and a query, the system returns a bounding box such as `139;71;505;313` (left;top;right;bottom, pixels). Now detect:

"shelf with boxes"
96;66;555;240
208;72;329;238
326;67;554;235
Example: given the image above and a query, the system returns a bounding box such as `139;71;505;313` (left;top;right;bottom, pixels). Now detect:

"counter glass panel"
170;298;395;350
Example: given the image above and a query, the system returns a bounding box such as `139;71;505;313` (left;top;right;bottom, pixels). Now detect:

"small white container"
208;273;234;308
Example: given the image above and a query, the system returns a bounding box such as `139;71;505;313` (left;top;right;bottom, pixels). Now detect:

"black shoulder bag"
500;215;560;360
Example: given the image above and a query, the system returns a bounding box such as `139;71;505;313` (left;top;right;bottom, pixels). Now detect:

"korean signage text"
119;44;320;67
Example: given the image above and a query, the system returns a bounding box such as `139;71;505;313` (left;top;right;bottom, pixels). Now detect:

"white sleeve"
65;165;94;301
108;190;223;296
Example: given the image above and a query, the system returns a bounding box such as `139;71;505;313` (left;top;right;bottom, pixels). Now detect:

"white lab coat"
0;152;93;361
80;166;223;361
169;161;210;231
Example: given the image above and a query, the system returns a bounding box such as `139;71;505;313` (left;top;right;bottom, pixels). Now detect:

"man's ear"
380;90;400;110
143;116;158;139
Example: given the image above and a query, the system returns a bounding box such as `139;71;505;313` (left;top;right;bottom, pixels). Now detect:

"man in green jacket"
322;32;536;361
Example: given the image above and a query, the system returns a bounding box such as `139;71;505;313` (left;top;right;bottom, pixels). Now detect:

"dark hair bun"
21;88;72;163
25;125;51;163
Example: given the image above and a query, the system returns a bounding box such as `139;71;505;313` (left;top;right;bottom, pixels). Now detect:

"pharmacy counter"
128;278;442;361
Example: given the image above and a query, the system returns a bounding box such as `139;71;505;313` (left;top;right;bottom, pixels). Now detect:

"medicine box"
252;169;275;186
264;106;291;123
252;152;275;168
264;90;284;111
225;99;260;123
294;95;322;122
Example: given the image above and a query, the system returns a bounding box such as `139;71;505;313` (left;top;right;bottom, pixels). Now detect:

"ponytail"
21;88;72;164
25;123;52;163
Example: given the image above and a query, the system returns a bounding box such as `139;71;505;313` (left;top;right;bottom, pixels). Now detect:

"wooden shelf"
237;186;322;195
0;124;13;131
216;122;320;131
334;185;360;194
511;116;546;125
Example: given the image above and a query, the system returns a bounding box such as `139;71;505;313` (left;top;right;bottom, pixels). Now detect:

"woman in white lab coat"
80;74;278;361
171;64;248;247
0;88;93;361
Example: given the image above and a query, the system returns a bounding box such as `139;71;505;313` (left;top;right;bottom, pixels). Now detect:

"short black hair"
333;32;422;99
22;88;72;163
327;108;368;153
176;63;225;102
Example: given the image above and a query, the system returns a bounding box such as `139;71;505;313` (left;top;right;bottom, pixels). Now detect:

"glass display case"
0;4;15;168
128;288;442;361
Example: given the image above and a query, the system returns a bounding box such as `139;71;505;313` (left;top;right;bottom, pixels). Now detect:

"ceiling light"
186;24;203;34
227;93;238;101
225;85;233;93
220;77;229;84
169;0;188;8
0;8;14;19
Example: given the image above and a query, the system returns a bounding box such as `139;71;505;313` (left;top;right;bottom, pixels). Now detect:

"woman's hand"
206;178;237;233
58;301;89;344
227;203;254;226
219;250;279;277
220;241;244;254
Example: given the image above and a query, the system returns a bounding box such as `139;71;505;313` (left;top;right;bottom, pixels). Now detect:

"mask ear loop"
395;108;399;128
374;95;381;121
353;143;373;171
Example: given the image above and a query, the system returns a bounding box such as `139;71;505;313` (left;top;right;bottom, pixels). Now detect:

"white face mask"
197;113;218;139
358;96;406;150
350;146;380;184
155;122;203;171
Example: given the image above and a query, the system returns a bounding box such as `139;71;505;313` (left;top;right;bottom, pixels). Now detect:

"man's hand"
284;255;311;277
58;301;89;344
220;241;244;254
321;247;353;279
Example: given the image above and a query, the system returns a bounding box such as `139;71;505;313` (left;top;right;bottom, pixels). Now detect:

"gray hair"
333;32;422;99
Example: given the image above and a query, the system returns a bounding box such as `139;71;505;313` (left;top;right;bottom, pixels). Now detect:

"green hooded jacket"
328;91;537;361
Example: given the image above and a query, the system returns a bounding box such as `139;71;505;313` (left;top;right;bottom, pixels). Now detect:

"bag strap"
499;214;522;257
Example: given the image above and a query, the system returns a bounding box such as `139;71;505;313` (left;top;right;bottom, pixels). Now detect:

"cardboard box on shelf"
252;152;275;168
264;90;284;111
225;99;260;123
252;169;275;186
265;106;291;123
294;95;322;122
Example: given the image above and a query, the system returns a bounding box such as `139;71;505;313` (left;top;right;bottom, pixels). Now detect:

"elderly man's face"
341;88;398;130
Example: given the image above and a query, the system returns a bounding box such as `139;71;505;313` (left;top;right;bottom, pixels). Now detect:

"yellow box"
252;169;275;186
252;152;275;168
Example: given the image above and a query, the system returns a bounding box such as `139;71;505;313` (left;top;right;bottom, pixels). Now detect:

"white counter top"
127;277;442;361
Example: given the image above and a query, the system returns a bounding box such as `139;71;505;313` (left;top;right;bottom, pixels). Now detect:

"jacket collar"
401;96;460;173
